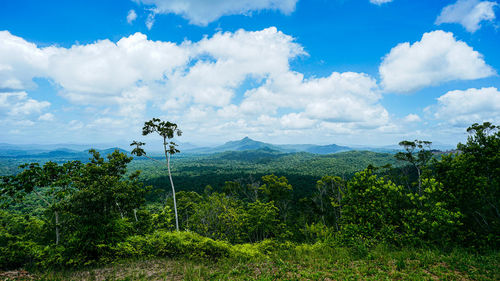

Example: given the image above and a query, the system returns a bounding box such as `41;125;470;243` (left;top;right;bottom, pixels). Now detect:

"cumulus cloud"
370;0;394;5
237;71;388;128
430;87;500;126
380;30;495;93
127;9;138;24
0;28;395;143
165;27;305;108
48;33;189;96
0;92;50;117
135;0;298;26
0;31;48;91
436;0;498;33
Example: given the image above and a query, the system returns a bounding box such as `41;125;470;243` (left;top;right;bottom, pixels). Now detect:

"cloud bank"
0;28;394;143
1;27;498;144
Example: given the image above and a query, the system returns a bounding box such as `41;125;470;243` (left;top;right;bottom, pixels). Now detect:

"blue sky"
0;0;499;147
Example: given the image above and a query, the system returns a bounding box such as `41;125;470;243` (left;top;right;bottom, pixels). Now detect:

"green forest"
1;122;499;280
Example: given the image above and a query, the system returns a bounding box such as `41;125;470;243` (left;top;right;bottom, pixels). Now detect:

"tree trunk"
55;211;60;245
164;142;179;232
115;200;124;219
416;166;422;197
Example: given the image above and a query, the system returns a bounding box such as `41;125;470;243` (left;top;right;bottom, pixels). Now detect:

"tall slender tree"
131;118;182;231
395;139;432;196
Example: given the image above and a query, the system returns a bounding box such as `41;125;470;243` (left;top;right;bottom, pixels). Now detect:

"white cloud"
234;71;389;130
135;0;298;26
68;120;84;130
403;113;421;123
0;31;48;91
430;87;500;126
370;0;394;5
145;13;155;30
38;112;55;121
280;113;317;129
127;9;138;24
0;28;396;144
47;33;189;96
0;92;50;117
165;27;305;108
436;0;498;33
380;30;495;93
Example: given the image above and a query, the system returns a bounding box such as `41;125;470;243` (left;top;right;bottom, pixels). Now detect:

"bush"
340;170;462;246
112;231;232;260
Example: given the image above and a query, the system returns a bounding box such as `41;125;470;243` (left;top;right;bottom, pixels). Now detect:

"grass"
6;243;497;280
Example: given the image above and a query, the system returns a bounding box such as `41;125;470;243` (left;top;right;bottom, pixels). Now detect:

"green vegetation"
1;122;499;280
33;245;500;280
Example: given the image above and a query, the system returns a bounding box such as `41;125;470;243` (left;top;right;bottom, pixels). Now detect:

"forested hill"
132;149;398;179
182;137;352;154
130;149;399;199
0;146;398;198
0;144;391;177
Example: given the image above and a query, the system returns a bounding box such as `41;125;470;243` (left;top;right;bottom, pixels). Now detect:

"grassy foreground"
3;244;498;281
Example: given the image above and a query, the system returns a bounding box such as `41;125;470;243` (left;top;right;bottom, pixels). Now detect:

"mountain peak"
242;136;251;141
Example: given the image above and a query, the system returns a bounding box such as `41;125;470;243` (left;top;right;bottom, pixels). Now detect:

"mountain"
303;144;351;154
349;142;456;154
215;137;282;152
184;137;351;155
93;147;130;155
0;147;130;159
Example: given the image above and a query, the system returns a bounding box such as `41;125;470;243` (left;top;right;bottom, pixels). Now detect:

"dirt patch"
0;270;34;281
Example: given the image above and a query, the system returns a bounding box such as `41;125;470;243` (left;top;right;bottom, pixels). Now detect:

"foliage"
36;245;500;280
340;169;462;246
432;122;500;246
185;193;247;243
259;174;293;222
395;139;432;194
112;230;232;260
313;175;345;230
0;122;499;274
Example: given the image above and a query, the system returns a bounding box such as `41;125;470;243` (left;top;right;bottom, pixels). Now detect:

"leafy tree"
395;140;432;195
313;175;345;230
433;122;500;246
341;169;407;243
401;178;462;245
186;192;246;243
168;191;202;230
131;118;182;231
0;210;47;269
245;200;280;242
223;177;260;202
259;174;293;222
1;161;81;245
64;150;148;263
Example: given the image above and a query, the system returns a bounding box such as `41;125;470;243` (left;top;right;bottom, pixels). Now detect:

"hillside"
184;137;352;154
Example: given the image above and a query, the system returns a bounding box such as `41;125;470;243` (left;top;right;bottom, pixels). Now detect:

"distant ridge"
0;139;456;158
0;147;130;159
184;137;351;155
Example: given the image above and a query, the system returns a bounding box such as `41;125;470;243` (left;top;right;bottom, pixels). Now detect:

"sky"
0;0;499;147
